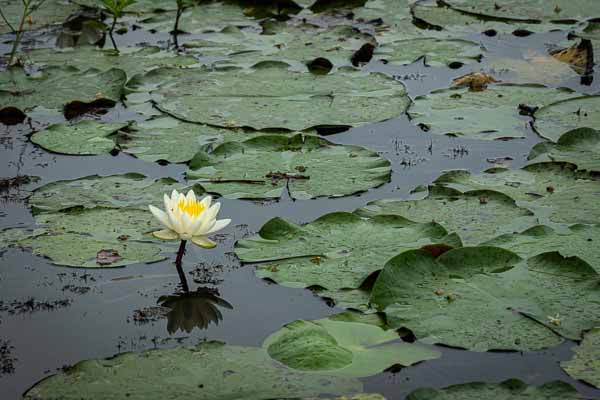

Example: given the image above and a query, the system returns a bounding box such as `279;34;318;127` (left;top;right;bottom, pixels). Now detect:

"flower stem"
175;239;187;266
174;260;190;293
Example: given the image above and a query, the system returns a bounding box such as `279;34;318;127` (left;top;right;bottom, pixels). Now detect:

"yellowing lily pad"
187;134;391;199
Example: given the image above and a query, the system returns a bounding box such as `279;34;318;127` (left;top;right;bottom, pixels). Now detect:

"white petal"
195;203;220;235
207;218;231;234
152;229;179;240
200;195;212;209
191;236;216;249
181;212;193;234
170;189;179;203
166;204;183;234
149;205;172;230
188;213;205;237
187;190;196;203
196;219;216;236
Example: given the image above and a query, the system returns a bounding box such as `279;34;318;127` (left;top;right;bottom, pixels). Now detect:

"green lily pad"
28;173;199;213
374;37;482;67
130;61;410;130
26;46;197;81
187;134;391;199
263;318;440;377
30;120;128;155
235;211;458;290
489;53;580;85
0;66;126;112
406;379;582;399
411;1;560;35
121;117;269;163
24;341;362;399
356;188;537;246
434;163;600;227
561;327;600;389
407;84;577;140
533;96;600;142
528;128;600;172
484;224;600;274
0;0;80;34
371;247;600;350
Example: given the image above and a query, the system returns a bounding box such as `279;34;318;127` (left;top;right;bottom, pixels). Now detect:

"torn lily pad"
0;66;126;114
130;61;410;130
24;341;362;399
187;134;391;199
374;37;482;67
533;95;600;142
561;327;600;389
371;248;600;351
30;120;128;155
263;317;440;377
235;211;458;290
434;163;600;227
356;187;537;246
407;84;577;140
528;128;600;172
406;379;582;399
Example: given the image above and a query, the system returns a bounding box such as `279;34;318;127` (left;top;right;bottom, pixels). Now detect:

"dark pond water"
1;10;600;400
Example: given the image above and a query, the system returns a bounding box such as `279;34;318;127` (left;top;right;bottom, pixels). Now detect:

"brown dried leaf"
452;72;499;92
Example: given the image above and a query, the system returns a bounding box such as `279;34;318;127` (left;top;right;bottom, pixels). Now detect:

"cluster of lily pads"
2;0;600;398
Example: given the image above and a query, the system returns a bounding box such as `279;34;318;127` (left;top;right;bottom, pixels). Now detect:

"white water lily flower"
149;189;231;248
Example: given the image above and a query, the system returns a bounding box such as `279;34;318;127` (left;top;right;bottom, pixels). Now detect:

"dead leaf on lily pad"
452;72;499;91
551;39;594;76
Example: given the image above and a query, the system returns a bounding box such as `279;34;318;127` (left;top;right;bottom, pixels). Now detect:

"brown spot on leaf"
420;243;453;258
96;249;123;265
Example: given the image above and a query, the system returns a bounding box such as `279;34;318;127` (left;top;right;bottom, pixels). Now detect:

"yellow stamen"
177;198;205;218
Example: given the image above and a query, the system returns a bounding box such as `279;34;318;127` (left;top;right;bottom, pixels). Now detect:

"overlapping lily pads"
407;84;577;140
31;121;129;155
236;211;458;290
0;66;126;113
533;96;600;142
561;328;600;389
187;134;391;199
356;188;537;246
373;37;482;67
130;61;410;130
263;317;440;377
370;248;600;351
406;379;581;399
528;128;600;172
434;163;600;226
24;341;362;399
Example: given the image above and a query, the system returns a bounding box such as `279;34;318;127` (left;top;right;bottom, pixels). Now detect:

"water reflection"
158;263;233;334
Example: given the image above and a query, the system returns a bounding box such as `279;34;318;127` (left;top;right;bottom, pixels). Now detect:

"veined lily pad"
30;121;128;155
407;84;577;140
356;188;537;246
187;134;391;199
130;61;410;130
371;248;600;351
528;128;600;172
26;46;197;82
374;37;482;67
263;317;440;377
235;212;458;290
24;341;362;399
29;173;200;213
0;66;126;113
561;327;600;389
0;0;80;34
434;163;600;226
533;96;600;142
121;117;269;163
406;379;582;399
484;224;600;274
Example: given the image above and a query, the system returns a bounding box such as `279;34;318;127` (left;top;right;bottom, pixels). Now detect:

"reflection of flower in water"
158;287;233;334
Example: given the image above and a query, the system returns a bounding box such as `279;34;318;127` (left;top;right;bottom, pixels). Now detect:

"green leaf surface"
263;318;440;377
533;96;600;142
0;0;80;34
0;66;126;112
130;62;410;130
561;327;600;389
406;379;582;399
24;341;362;399
528;128;600;173
374;37;482;67
434;163;600;227
356;188;537;246
407;84;577;140
30;120;128;155
187;134;391;199
235;212;455;290
371;248;600;351
489;53;580;86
